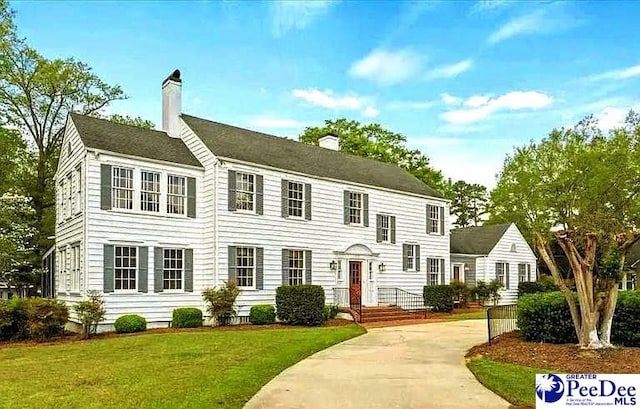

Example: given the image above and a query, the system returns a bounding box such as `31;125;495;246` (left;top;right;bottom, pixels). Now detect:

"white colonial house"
450;223;537;305
52;70;451;329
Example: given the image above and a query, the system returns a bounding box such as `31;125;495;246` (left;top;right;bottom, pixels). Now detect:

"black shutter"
376;214;382;243
305;250;312;284
184;249;193;292
415;245;421;272
187;177;196;218
103;244;114;292
440;206;445;235
256;247;263;290
425;204;431;234
282;249;289;285
138;246;148;293
343;191;350;225
390;216;396;244
281;179;288;218
402;244;408;271
440;259;445;285
228;246;237;283
154;247;164;293
363;193;369;227
506;263;510;289
304;183;312;220
256;175;263;215
228;170;236;211
100;164;112;210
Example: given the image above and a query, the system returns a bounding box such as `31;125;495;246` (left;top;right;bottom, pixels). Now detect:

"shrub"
472;280;503;305
74;291;106;338
26;298;69;341
518;275;558;297
276;285;325;326
3;297;29;340
114;314;147;333
323;304;339;320
0;300;12;340
249;304;276;325
202;281;240;326
450;280;471;307
612;290;640;347
423;285;454;312
172;308;203;328
517;291;578;344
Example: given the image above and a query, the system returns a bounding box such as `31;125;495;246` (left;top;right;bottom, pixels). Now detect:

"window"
167;175;186;214
369;262;373;280
428;258;440;285
114;246;137;290
288;250;304;285
496;262;508;288
349;192;362;224
74;166;82;214
510;243;517;252
163;249;183;290
236;173;255;211
405;245;417;270
380;215;390;242
141;171;160;212
518;264;527;283
67;173;73;218
70;245;81;292
527;264;533;281
58;180;65;222
58;248;67;292
112;167;133;209
428;205;440;234
67;141;72;157
236;247;255;287
287;181;304;218
337;261;342;280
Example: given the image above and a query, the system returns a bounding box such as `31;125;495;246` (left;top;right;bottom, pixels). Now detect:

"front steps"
357;306;426;323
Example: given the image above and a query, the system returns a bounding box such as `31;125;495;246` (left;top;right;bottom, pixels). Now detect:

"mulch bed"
0;318;357;349
467;331;640;373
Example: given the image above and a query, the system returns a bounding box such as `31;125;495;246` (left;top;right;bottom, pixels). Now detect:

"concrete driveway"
244;320;509;409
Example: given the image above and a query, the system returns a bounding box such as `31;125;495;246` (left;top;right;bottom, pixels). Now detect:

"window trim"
287;249;305;286
405;244;418;272
74;165;82;215
235;172;256;213
70;244;81;293
348;191;363;225
114;245;138;292
428;205;440;235
517;263;527;283
235;246;256;289
167;174;187;215
286;181;305;219
380;214;391;243
428;258;441;285
496;262;508;288
58;247;67;293
162;248;184;291
112;166;135;211
140;170;161;213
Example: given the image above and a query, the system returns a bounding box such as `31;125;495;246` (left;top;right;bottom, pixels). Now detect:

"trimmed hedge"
517;290;640;346
423;285;454;312
0;297;68;341
249;304;276;325
114;314;147;333
172;308;203;328
517;276;557;297
275;285;325;326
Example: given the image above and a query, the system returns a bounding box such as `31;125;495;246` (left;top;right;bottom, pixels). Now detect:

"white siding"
84;149;205;324
483;224;537;305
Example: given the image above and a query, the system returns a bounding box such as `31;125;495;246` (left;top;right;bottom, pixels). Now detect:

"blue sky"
11;0;640;187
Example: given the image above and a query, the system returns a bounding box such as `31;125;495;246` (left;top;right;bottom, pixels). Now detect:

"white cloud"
349;48;423;85
363;107;380;118
247;116;307;129
441;91;553;124
386;100;435;110
596;107;628;130
464;95;492;107
441;93;461;106
587;64;640;81
470;0;513;14
424;59;473;80
291;88;377;117
488;4;582;44
271;1;335;37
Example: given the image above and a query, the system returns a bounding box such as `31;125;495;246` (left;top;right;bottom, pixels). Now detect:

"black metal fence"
487;304;518;345
378;287;427;318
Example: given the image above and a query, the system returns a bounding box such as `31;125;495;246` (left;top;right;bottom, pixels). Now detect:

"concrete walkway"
244;320;509;409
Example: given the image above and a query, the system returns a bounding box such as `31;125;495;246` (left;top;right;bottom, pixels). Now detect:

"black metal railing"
487;304;518;345
332;287;363;323
378;287;427;318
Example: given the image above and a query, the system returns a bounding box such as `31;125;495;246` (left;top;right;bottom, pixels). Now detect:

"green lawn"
443;310;486;320
0;325;365;409
467;357;552;406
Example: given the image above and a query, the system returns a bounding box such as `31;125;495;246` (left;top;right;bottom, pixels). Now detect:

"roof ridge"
71;112;167;135
451;223;512;232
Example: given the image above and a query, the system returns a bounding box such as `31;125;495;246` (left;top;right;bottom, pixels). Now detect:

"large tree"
299;118;446;193
490;113;640;348
0;0;126;254
0;126;31;194
449;180;488;228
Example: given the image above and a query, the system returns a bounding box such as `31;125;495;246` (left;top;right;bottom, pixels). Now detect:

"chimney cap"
162;69;181;85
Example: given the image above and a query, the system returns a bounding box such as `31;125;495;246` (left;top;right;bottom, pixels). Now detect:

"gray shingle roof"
181;114;442;198
450;223;512;255
70;113;202;168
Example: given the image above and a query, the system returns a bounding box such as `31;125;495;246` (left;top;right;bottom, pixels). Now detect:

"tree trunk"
599;284;618;347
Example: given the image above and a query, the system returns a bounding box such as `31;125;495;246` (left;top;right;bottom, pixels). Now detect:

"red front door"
349;261;362;305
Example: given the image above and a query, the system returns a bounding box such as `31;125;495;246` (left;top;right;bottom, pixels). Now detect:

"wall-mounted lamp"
378;262;386;272
330;260;337;271
464;266;470;272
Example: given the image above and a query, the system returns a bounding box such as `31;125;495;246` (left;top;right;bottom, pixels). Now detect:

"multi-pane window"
114;246;137;290
287;182;304;218
428;258;440;285
236;247;255;287
380;215;390;242
59;181;65;222
167;175;186;214
406;245;416;270
429;205;440;234
112;167;134;209
349;192;362;224
518;264;527;283
496;262;507;288
141;171;160;212
288;250;304;285
74;167;82;214
163;249;183;290
236;173;255;211
58;248;67;292
70;245;81;292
